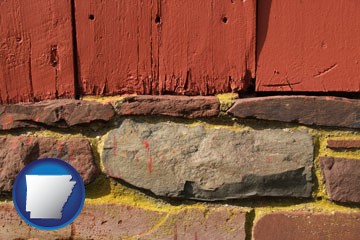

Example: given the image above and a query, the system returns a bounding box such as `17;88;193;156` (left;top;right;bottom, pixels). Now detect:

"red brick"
36;138;99;185
257;0;360;92
327;140;360;149
0;99;115;130
253;212;360;240
72;204;246;239
72;204;167;239
320;157;360;203
113;95;219;118
0;136;98;192
146;207;246;240
228;96;360;129
0;203;71;239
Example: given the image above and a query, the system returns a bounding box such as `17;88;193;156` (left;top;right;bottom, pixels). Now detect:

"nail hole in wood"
89;14;95;20
50;45;58;68
155;15;161;24
222;17;228;23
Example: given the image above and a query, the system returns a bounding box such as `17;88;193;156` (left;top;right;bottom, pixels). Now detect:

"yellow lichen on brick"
1;103;359;225
306;128;360;199
321;135;360;159
85;175;253;219
216;93;239;112
29;129;87;140
0;129;79;139
190;119;252;132
82;95;129;103
85;175;206;213
254;199;360;224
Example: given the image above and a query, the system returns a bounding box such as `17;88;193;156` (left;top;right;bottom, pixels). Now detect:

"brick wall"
0;95;359;239
1;0;360;239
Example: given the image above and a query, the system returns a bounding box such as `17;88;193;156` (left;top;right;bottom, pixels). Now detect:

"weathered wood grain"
257;0;360;92
75;0;155;95
0;0;75;103
75;0;256;96
158;0;256;95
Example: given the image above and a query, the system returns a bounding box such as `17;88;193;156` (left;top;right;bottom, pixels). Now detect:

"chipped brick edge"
112;95;220;118
327;139;360;149
228;96;360;129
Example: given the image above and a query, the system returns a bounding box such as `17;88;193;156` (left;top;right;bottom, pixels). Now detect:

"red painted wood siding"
1;0;359;104
75;0;256;96
158;0;256;95
0;0;75;104
257;0;360;92
74;0;155;95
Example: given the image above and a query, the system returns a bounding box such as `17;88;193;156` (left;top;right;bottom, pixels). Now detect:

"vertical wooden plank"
211;0;256;93
75;0;155;96
159;0;256;95
0;0;75;103
75;0;255;96
257;0;360;92
158;1;211;95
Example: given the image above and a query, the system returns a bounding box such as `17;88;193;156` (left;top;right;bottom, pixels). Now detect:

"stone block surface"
113;95;220;118
228;96;360;129
0;136;98;192
102;119;313;200
0;99;115;130
320;157;360;203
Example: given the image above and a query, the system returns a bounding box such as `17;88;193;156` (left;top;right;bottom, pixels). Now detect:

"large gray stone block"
102;119;313;200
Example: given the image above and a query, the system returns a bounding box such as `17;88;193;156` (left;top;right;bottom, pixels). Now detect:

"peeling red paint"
143;140;153;173
148;156;153;173
143;140;150;150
